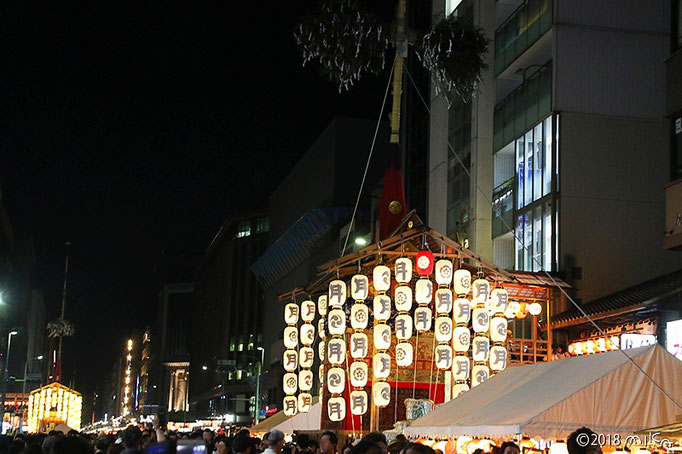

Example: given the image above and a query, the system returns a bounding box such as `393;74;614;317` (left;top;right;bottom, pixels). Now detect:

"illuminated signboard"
666;319;682;361
620;333;657;350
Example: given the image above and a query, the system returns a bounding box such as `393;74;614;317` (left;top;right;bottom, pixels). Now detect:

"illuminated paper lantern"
350;274;369;301
454;298;471;324
472;307;490;333
350;390;368;415
373;265;391;292
453;326;471;352
298;393;313;413
394;286;413;312
283;349;298;372
300;323;315;345
283;327;298;348
414;307;433;332
489;345;508;371
327;338;346;365
452;383;469;398
301;300;316;322
318;295;328;316
394;257;413;283
327;367;346;394
585;340;595;354
284;303;299;325
349;332;368;359
299;370;314;391
435;288;453;314
299;347;314;368
319;364;325;383
350;304;369;329
416;250;434;276
454;269;472;295
396;314;415;342
490;288;508;313
415;279;434;304
490;317;508;343
452;355;470;381
373;295;391;321
318;319;325;338
327;396;346;421
435;345;453;369
471;364;489;387
283;395;298;417
472;279;490;304
528;302;542;316
373;324;391;350
373;352;391;379
328;280;347;307
373;381;391;407
596;337;607;352
283;373;298;395
506;301;521;319
327;309;346;336
318;340;325;361
472;336;490;362
350;361;368;387
435;317;453;342
396;342;414;367
435;260;454;285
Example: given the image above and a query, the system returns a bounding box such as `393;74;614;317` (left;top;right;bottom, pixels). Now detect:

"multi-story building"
188;211;269;423
429;0;681;310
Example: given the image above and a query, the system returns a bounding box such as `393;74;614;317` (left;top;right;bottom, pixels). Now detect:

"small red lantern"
416;250;434;276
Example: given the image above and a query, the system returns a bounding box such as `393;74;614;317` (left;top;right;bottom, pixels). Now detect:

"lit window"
236;370;242;380
235;221;251;239
255;217;269;234
238;344;243;352
230;343;235;352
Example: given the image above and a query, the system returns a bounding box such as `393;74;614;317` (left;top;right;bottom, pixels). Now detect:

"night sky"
0;3;391;396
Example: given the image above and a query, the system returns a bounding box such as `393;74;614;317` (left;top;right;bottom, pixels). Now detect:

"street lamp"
254;347;265;423
1;330;18;433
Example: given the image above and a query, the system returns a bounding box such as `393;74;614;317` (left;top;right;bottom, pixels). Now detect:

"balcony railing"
492;178;514;237
494;0;553;75
507;337;549;364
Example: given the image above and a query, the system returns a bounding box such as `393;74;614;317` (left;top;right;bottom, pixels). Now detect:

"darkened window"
674;0;682;51
234;220;251;238
673;114;682;180
255;217;269;234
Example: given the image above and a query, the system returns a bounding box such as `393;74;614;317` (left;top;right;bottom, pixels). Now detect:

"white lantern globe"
373;324;391;350
284;303;299;325
317;295;328;316
453;269;472;295
490;317;508;343
283;395;298;417
350;274;369;301
452;383;470;398
454;298;471;324
327;367;346;394
299;370;314;391
349;390;368;416
283;327;298;349
490;288;508;314
435;288;453;314
528;302;542;316
452;355;470;381
327;309;346;336
414;307;433;332
395;314;413;340
350;304;369;330
373;295;391;321
435;345;453;370
283;373;298;395
453;326;471;352
327;338;346;365
298;393;313;413
299;347;315;368
282;350;298;372
373;381;391;407
435;317;453;342
415;279;434;305
472;278;490;304
349;332;368;359
394;286;413;312
327;396;346;422
489;345;508;371
472;336;490;362
394;258;413;283
350;361;369;387
472;307;490;333
318;340;325;361
435;260;454;286
301;300;316;322
300;323;315;346
373;352;391;379
472;364;490;387
328;280;347;307
373;265;391;292
395;342;414;367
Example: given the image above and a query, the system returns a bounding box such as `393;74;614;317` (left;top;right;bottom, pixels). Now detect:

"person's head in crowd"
341;442;353;454
362;433;388;454
236;429;251;439
214;435;230;454
297;434;312;453
350;440;383;454
267;430;286;453
388;440;407;454
7;439;25;454
203;428;215;444
234;435;257;454
319;431;338;454
24;444;44;454
403;443;436;454
568;428;601;454
123;425;143;451
95;437;110;453
500;442;520;454
50;436;91;454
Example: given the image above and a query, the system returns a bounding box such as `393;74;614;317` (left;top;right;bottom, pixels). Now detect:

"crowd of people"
0;425;606;454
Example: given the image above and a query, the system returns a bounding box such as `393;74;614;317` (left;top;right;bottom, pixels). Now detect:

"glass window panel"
534;123;543;201
524;212;533;271
555;198;560;269
533;206;542;272
516;215;524;270
516;137;524;209
555;114;560;190
543;116;552;196
525;131;533;206
544;202;552;271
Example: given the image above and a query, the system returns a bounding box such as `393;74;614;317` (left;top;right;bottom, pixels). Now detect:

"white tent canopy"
251;397;320;434
406;345;682;439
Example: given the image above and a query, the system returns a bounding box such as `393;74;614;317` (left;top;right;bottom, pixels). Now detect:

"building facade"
188;211;269;423
429;0;681;310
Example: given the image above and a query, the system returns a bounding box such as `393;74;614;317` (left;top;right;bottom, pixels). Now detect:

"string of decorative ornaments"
281;249;513;420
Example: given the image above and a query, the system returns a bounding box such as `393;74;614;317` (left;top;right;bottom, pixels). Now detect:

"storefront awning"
405;345;682;439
